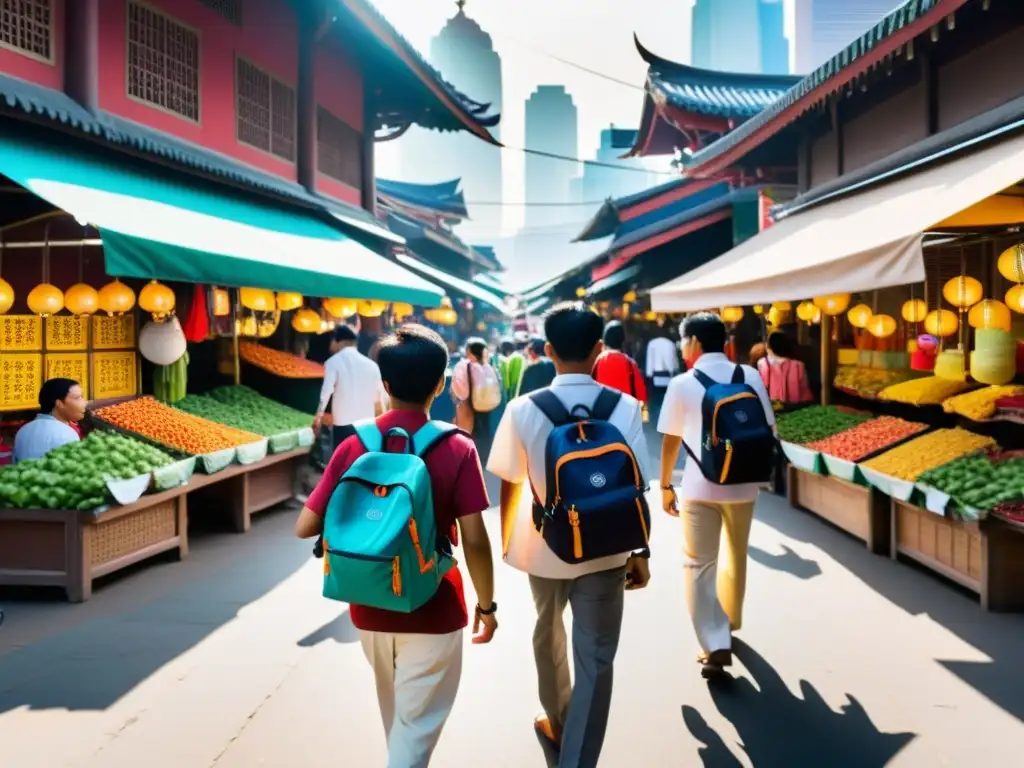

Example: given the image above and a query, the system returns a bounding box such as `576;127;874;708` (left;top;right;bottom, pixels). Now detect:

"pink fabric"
450;360;489;403
757;357;813;403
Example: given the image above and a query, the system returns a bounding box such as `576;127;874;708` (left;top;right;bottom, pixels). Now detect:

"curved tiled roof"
377;178;468;218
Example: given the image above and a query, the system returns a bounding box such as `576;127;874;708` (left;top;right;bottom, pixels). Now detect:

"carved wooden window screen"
237;57;295;161
199;0;241;25
0;0;52;62
317;106;362;188
127;2;200;121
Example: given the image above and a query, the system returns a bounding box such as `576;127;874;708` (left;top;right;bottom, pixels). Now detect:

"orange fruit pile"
239;342;325;379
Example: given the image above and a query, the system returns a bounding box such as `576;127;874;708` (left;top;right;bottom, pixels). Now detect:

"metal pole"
232;290;241;386
820;313;832;405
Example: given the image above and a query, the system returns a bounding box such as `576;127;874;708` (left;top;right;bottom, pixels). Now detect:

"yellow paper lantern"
437;307;458;326
0;277;14;314
1005;283;1024;314
997;244;1024;283
98;279;136;316
924;309;958;337
771;301;791;312
212;288;230;317
27;283;64;317
575;286;587;298
392;302;414;320
811;307;822;324
812;293;851;316
796;301;817;322
239;287;274;312
867;313;897;338
942;275;983;310
236;316;258;337
847;303;873;329
64;283;99;316
766;306;782;327
276;291;303;312
901;298;927;323
139;280;175;316
967;299;1012;331
623;290;637;303
721;306;744;324
752;304;765;315
643;310;658;321
322;298;357;319
357;299;387;318
291;308;320;333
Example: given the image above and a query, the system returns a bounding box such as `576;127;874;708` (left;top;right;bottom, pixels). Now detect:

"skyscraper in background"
397;2;503;243
524;85;578;229
581;127;654;204
794;0;899;73
692;0;789;74
759;0;789;75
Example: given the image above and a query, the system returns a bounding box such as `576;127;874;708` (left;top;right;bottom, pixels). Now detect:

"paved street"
2;454;1024;766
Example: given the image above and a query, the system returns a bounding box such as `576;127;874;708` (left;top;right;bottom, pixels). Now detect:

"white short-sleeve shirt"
657;352;776;504
487;373;652;579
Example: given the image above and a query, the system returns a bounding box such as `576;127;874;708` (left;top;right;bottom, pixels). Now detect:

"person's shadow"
747;544;822;580
682;640;915;767
296;609;360;647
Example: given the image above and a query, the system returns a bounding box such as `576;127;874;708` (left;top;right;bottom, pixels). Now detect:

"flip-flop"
698;649;733;679
534;715;561;752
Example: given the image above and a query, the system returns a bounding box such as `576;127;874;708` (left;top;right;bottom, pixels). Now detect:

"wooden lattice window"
199;0;241;25
127;2;200;121
0;0;52;62
236;57;296;161
317;106;363;188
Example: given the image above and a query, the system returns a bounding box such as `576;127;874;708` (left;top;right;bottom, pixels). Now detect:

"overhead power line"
463;199;609;207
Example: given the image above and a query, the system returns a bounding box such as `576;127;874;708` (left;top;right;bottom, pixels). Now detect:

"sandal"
534;715;561;751
698;649;732;679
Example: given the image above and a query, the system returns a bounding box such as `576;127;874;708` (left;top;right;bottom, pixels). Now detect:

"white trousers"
360;630;463;768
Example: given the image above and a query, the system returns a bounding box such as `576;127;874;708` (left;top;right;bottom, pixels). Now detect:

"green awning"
0;130;444;306
395;252;512;315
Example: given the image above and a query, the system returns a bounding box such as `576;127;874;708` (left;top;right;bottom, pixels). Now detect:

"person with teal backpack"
296;324;497;767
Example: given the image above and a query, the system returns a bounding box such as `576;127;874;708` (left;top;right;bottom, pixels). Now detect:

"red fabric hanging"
183;284;210;342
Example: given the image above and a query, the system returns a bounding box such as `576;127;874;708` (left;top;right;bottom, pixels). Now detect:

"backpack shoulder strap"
691;368;716;390
592;387;622;421
530;389;572;425
412;421;465;458
731;365;746;385
353;420;383;453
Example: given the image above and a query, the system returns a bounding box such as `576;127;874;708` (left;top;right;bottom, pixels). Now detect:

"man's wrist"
630;547;651;560
476;601;497;615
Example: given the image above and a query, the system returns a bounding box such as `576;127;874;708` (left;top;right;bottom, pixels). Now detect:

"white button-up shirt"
487;373;652;579
645;336;680;387
657;353;775;504
317;347;384;427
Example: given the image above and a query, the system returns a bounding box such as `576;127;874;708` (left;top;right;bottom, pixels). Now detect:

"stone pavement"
2;483;1024;766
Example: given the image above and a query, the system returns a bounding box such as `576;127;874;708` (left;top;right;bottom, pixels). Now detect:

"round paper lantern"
867;314;897;338
942;275;983;310
771;301;791;312
212;288;230;317
766;306;783;328
239;287;274;313
968;299;1012;331
901;298;927;323
98;279;136;316
623;290;637;303
796;301;816;322
236;316;257;337
322;298;358;319
138;317;186;365
27;283;64;317
1006;284;1024;314
721;306;744;324
575;286;587;298
64;283;99;316
0;277;13;314
997;243;1024;283
847;303;873;329
392;302;414;320
275;292;303;312
752;304;765;315
291;308;320;333
924;309;958;337
811;307;822;324
358;300;387;318
434;307;458;326
139;280;175;316
812;293;851;316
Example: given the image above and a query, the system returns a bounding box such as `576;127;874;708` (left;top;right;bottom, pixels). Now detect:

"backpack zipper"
711;392;758;446
392;556;402;596
568;505;583;559
408;517;436;574
719;439;734;483
553;443;641;504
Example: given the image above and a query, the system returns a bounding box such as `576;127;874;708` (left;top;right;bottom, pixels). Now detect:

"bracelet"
630;547;651;560
476;602;498;616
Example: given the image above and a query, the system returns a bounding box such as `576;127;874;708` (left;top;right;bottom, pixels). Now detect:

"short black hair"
376;324;449;405
466;337;488;361
680;312;726;353
767;330;795;359
499;338;515;356
40;378;79;414
544;302;604;363
602;320;625;351
528;336;546;357
332;324;357;343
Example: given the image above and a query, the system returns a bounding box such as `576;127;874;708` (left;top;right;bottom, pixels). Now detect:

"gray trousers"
530;566;626;768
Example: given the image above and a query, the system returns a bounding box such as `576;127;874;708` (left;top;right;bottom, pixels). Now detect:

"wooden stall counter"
787;466;891;555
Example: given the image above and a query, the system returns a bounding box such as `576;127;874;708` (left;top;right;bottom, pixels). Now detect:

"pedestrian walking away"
644;328;680;423
296;324;497;768
593;320;648;419
451;337;502;466
517;335;557;397
488;302;652;768
657;312;776;679
313;324;386;453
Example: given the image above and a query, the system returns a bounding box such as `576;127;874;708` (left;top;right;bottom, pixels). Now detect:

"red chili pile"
806;416;929;462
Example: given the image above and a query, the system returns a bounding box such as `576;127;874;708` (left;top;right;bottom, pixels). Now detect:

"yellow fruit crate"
0;353;42;410
0;315;42;351
45;353;90;397
92;315;135;350
45;316;88;351
92;351;138;400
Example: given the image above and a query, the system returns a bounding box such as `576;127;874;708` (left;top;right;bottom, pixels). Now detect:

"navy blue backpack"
683;366;776;485
529;387;650;564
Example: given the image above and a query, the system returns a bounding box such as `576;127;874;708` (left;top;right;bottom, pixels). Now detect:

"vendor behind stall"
13;378;86;463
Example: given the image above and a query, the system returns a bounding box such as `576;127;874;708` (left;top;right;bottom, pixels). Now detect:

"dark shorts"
332;424;357;452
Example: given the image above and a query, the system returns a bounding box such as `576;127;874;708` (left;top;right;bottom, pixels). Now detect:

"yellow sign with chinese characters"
45;316;89;351
45;353;90;396
92;351;137;400
0;315;42;351
0;353;42;411
92;315;135;350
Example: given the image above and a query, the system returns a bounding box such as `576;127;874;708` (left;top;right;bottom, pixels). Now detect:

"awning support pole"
231;289;241;386
820;313;832;406
296;8;317;195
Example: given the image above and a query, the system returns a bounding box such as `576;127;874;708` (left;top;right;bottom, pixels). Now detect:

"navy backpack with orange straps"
529;387;650;564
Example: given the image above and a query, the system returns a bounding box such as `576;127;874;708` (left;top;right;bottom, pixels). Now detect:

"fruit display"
918;453;1024;512
878;376;976;406
776;406;873;445
174;386;312;436
239;342;324;379
0;431;173;510
941;385;1024;421
833;367;921;399
861;428;997;481
95;396;262;455
806;416;928;462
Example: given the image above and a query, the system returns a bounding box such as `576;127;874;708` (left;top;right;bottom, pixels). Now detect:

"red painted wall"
0;0;64;90
314;40;364;207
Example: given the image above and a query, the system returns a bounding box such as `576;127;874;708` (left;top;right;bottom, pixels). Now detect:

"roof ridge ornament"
456;0;466;12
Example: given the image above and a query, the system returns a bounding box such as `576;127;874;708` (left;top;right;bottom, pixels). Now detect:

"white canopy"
651;130;1024;312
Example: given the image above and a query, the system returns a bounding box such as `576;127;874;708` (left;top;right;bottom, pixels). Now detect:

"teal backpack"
321;420;460;613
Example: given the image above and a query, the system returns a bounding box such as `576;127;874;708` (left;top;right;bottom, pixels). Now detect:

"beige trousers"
360;630;463;768
680;501;755;654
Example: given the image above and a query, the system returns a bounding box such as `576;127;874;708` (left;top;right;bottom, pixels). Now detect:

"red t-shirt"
306;410;490;634
593;351;648;403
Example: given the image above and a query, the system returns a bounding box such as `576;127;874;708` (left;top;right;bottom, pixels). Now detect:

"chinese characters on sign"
45;353;90;395
93;351;137;400
92;315;135;350
0;315;43;351
46;316;89;351
0;354;43;411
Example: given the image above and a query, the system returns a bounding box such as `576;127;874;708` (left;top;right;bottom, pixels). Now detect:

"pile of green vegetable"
173;386;312;436
0;431;174;510
918;453;1024;512
776;406;873;445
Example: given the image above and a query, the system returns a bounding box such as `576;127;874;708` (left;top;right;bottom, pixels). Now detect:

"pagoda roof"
377;178;468;219
385;211;498;271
